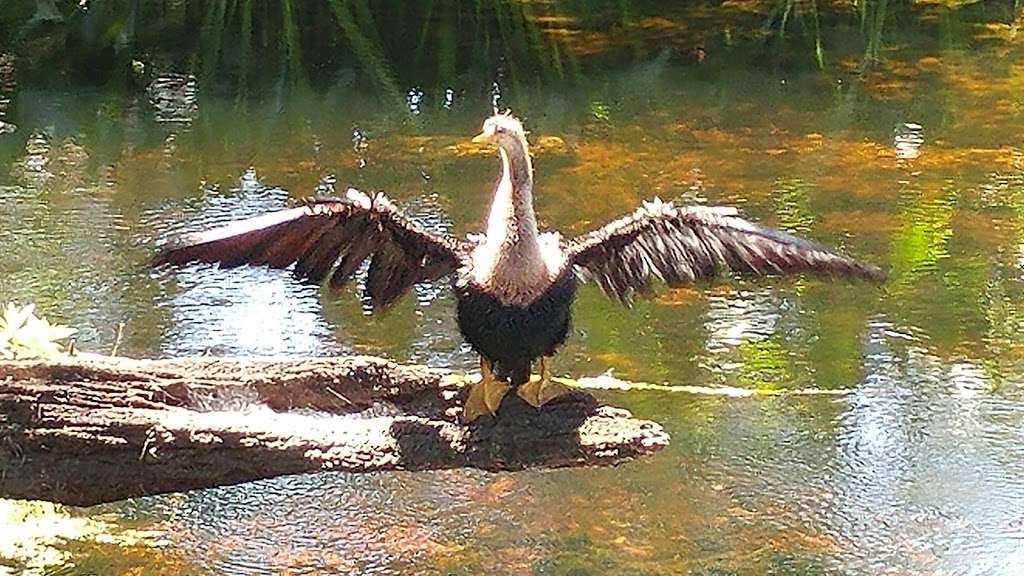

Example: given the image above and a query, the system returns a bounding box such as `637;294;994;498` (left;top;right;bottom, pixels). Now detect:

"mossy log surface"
0;354;669;506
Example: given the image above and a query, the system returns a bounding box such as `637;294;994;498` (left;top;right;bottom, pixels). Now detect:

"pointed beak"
471;132;490;144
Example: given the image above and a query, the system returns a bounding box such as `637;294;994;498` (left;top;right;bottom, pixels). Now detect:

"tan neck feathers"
473;132;556;306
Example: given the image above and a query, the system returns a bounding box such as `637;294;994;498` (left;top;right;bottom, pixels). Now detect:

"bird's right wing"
154;189;470;309
566;199;884;305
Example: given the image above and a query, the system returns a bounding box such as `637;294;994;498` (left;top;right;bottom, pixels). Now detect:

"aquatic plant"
857;0;890;64
0;0;939;99
0;302;76;359
764;0;827;68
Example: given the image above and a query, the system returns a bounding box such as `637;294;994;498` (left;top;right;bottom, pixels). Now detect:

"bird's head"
472;112;528;148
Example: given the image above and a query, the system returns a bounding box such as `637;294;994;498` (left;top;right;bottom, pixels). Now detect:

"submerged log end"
0;355;669;506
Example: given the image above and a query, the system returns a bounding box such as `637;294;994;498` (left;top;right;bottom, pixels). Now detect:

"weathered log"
0;354;669;506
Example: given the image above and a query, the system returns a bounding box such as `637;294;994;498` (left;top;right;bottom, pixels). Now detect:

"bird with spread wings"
156;113;883;421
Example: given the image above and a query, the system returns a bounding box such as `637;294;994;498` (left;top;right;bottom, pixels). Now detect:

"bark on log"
0;354;669;506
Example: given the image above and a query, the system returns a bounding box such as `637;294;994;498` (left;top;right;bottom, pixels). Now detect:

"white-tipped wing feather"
567;199;884;304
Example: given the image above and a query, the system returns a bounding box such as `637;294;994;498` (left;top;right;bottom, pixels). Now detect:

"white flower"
0;303;77;359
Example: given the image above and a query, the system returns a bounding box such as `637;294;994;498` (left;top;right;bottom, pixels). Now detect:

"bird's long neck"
474;134;553;305
485;139;537;244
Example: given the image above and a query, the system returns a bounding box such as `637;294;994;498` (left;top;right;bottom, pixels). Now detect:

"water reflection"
159;264;341;357
135;316;1024;575
0;184;143;354
151;179;343;358
893;122;925;161
703;288;784;354
827;323;1024;574
0;53;15;135
147;73;199;125
146;470;504;574
12;131;52;186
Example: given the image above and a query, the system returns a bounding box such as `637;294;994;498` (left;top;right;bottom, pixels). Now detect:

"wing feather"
295;218;361;282
567;200;884;304
154;188;469;309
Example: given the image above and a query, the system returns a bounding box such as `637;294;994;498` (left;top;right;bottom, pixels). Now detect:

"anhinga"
155;113;883;421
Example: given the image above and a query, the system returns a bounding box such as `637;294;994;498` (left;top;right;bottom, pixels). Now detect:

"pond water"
3;1;1024;574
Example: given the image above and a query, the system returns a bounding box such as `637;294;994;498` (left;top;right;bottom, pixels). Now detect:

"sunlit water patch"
894;122;925;161
149;178;344;357
157;264;342;357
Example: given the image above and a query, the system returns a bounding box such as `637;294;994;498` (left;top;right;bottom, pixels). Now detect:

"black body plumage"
455;268;577;386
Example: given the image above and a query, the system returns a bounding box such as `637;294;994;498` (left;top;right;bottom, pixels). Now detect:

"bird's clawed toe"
464;357;574;421
462;358;510;423
516;357;573;407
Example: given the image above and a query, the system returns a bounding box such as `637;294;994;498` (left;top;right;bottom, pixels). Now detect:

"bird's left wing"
566;199;884;305
154;189;470;309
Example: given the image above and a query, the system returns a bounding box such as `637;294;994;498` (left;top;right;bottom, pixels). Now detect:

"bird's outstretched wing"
566;198;884;304
154;189;470;309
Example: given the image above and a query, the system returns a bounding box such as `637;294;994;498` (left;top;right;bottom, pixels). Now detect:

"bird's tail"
495;359;531;387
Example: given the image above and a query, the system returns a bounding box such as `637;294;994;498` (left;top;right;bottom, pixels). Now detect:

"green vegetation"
3;0;1019;102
